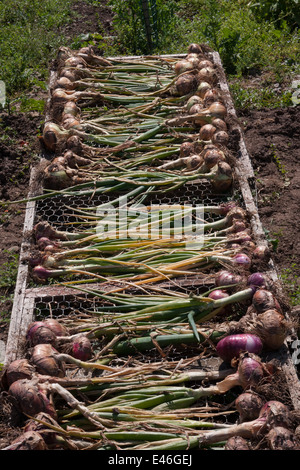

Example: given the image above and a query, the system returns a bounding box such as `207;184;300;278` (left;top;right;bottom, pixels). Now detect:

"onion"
252;244;271;262
267;426;296;450
198;59;214;69
233;253;251;267
216;334;263;363
224;436;251;450
24;412;59;446
187;43;203;54
186;54;200;69
210;161;232;192
185;95;202;112
3;359;35;388
237;353;265;389
71;335;92;361
247;272;266;289
208;289;229;300
252;289;282;313
235;392;265;422
179;141;195;158
212;130;229;146
254;309;288;350
211;118;227;131
185;154;203;170
31;344;65;377
207;101;227;119
199;123;216;141
55;76;74;90
215;270;243;287
203;149;224;168
174;59;195;76
219;201;238;216
43;319;69;337
203;88;221;106
197;67;217;84
3;431;47;450
8;379;56;418
259;400;290;429
195;81;211;99
175;73;197;96
64;56;87;68
26;322;57;347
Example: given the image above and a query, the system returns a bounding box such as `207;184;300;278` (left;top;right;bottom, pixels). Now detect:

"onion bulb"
252;289;282;313
187;43;203;54
174;59;195;76
235;392;265;422
216;334;263;363
175;73;197;96
31;344;65;377
199;123;216;141
225;436;251;450
253;309;288;350
8;379;56;418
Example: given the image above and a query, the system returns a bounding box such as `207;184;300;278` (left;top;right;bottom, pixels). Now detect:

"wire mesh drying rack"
5;51;300;415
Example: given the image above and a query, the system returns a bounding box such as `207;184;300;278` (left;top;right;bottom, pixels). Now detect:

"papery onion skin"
43;318;69;337
267;426;296;450
254;309;288;350
237;354;265;389
31;344;65;377
216;334;263;363
8;379;56;418
215;270;243;287
5;359;35;388
224;436;251;450
235;392;265;422
24;412;59;445
252;289;282;313
26;322;57;347
208;289;229;300
3;431;48;451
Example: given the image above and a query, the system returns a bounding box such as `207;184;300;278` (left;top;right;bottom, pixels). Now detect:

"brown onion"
212;130;229;146
252;289;282;313
176;73;197;96
186;95;202;112
224;436;251;450
199;124;216;141
254;309;288;350
235;392;265;422
174;59;195;76
187;43;202;54
31;344;65;377
197;67;216;84
179;141;195;158
267;426;296;450
211;118;227;131
195;81;212;99
198;59;214;69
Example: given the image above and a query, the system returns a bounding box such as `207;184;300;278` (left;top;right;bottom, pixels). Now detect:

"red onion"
3;359;35;388
252;289;282;313
215;270;243;287
43;318;69;337
218;201;238;216
8;379;56;418
208;289;229;300
247;272;266;289
233;253;251;267
237;354;265;389
71;335;92;361
32;265;53;280
252;244;271;262
235;392;265;422
258;400;290;429
26;321;57;347
31;344;65;377
216;334;263;363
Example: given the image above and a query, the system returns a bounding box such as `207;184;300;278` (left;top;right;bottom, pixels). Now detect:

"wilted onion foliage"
2;44;297;451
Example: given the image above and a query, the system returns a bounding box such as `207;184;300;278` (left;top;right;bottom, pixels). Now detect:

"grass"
280;263;300;307
0;250;19;322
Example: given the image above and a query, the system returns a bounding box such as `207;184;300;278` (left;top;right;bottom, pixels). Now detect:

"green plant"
108;0;179;54
0;251;19;290
280;263;300;306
